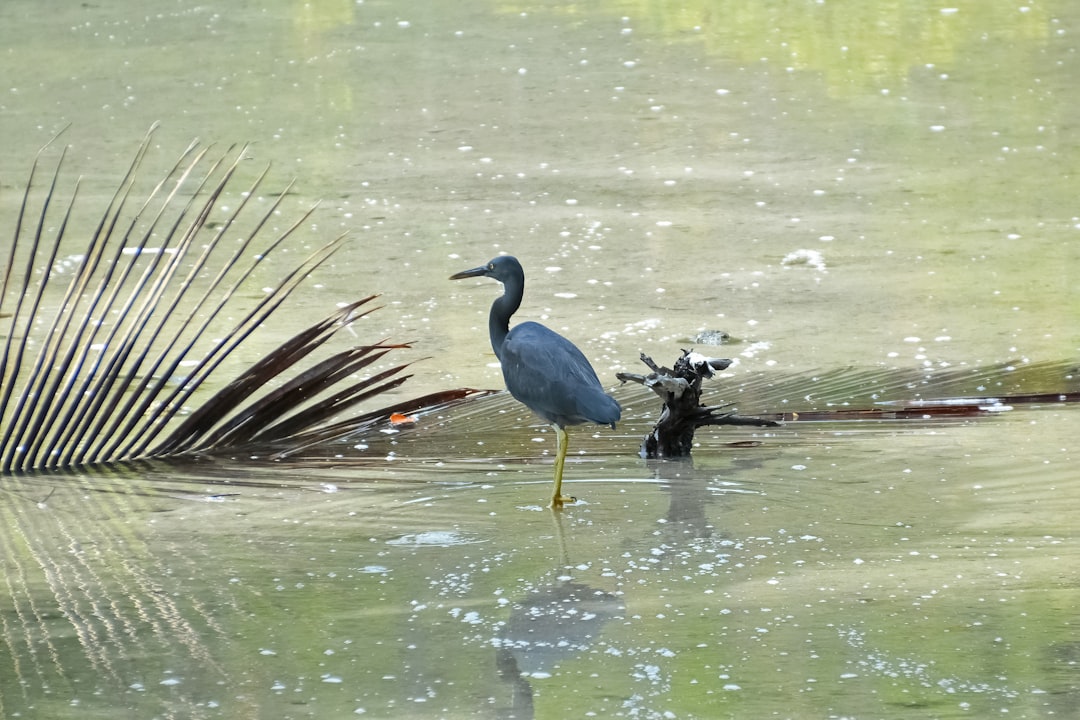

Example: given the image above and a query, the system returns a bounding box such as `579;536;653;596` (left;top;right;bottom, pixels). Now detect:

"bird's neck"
488;264;525;362
488;292;516;360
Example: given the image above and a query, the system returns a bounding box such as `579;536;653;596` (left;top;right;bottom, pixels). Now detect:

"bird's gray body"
452;255;620;429
450;254;620;507
501;320;620;428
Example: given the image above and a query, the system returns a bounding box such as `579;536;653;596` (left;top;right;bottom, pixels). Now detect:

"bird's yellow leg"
549;425;576;508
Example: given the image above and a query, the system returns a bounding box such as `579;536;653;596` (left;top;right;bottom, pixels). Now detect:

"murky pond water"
1;0;1078;718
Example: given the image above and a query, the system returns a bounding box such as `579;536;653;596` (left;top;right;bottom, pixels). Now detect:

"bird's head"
449;255;524;285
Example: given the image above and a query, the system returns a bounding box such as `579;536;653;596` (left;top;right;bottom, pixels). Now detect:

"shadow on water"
1;361;1077;718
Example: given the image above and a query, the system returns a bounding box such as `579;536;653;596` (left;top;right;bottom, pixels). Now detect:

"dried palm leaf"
0;129;477;474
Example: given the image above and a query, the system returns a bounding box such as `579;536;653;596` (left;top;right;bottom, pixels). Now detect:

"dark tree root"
617;350;780;459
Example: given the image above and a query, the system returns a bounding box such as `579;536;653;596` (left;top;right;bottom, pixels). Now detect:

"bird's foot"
548;494;577;509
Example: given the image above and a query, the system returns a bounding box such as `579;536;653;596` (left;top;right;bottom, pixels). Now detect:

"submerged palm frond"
0;129;470;474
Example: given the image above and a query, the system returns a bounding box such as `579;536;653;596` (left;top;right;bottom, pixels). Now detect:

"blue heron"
450;255;621;507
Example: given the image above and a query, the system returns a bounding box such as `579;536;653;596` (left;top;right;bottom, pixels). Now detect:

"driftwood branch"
617;350;780;459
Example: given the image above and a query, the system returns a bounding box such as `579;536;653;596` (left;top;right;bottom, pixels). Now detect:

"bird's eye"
488;263;495;270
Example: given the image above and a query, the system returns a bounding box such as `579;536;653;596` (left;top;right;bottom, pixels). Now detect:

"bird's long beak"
449;265;488;280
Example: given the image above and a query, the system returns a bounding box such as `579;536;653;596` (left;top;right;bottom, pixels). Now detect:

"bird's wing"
501;322;619;426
